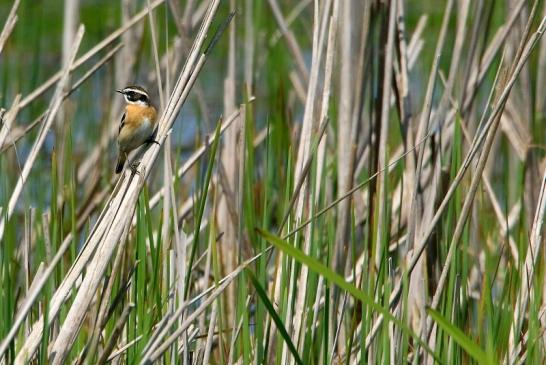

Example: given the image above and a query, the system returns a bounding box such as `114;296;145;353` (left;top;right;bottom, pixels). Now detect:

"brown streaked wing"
118;112;126;134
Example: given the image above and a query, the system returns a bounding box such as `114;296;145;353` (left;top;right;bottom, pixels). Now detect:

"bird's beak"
116;89;123;94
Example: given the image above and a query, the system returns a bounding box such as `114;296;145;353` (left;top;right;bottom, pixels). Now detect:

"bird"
115;85;159;174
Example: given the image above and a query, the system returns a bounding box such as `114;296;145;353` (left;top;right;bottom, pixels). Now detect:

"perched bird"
115;85;159;174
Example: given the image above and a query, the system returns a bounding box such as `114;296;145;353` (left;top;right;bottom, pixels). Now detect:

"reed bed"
0;0;545;364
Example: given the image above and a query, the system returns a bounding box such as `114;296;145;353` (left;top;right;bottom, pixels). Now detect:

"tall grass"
1;0;546;364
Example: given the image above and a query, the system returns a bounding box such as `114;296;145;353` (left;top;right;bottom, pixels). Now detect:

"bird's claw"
146;138;160;146
130;161;141;175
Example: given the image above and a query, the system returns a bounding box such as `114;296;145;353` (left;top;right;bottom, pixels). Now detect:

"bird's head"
116;85;151;106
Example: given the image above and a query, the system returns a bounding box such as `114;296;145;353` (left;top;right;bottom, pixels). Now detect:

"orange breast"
118;105;158;152
125;104;158;127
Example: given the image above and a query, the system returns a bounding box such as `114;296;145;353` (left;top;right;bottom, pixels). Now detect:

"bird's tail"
115;153;126;174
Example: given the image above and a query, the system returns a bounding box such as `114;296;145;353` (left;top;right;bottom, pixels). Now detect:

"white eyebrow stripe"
123;88;149;98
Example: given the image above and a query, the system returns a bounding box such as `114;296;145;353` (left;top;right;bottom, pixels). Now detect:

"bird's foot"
145;138;160;146
130;161;141;175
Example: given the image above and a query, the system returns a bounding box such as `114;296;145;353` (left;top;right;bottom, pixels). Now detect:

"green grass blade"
246;269;303;365
256;228;440;363
427;308;495;365
184;119;223;299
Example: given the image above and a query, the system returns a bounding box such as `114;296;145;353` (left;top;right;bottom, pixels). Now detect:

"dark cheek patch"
125;90;148;104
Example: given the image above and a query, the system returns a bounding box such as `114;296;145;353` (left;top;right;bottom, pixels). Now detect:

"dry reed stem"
244;0;254;94
267;0;317;356
96;303;134;365
374;0;397;269
147;0;165;109
268;0;312;48
0;95;21;150
293;0;329;213
82;216;133;365
267;0;309;85
169;149;186;304
315;0;338;204
0;44;122;153
536;2;546;115
141;253;260;363
217;0;238;327
0;0;19;55
235;103;246;248
197;233;212;359
291;2;332;358
395;0;411;126
394;1;414;263
434;0;469;126
334;0;355;274
48;182;137;364
54;0;80;187
202;301;218;364
161;147;174;348
318;0;340;233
